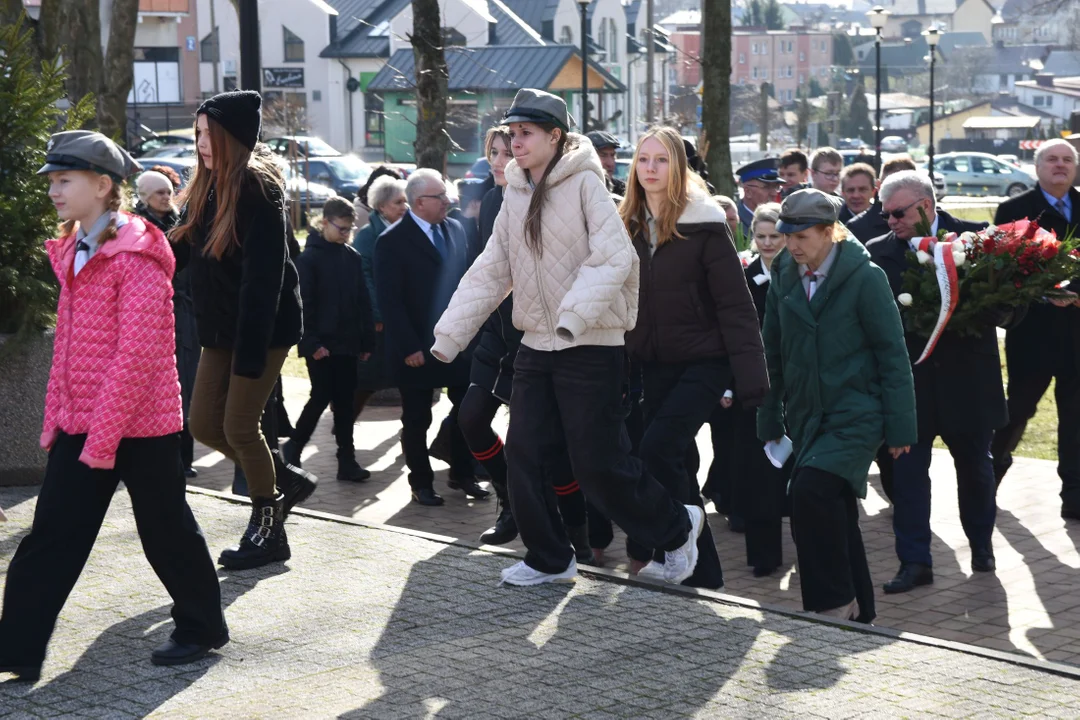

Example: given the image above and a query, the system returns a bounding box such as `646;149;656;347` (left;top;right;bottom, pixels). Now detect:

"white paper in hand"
0;505;7;522
764;436;793;469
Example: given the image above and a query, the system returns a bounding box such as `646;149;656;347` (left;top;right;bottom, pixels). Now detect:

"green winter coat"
353;211;388;324
756;236;917;497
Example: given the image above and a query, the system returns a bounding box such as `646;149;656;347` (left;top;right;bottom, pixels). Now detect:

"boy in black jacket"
283;197;376;482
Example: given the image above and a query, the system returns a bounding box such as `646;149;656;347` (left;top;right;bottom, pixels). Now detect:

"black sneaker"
337;460;371;483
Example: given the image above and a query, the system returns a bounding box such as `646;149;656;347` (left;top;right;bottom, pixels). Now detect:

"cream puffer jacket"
431;135;638;362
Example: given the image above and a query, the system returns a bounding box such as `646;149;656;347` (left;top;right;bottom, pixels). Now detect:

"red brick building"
732;28;834;104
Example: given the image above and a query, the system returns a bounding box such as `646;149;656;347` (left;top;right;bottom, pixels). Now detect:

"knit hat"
136;171;173;201
197;90;263;151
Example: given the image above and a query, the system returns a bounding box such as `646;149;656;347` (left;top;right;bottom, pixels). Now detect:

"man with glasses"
809;147;843;195
991;139;1080;521
736;158;785;235
866;171;1003;594
375;169;488;506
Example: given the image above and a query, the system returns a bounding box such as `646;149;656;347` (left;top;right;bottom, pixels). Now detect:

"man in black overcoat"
990;139;1080;521
374;170;485;506
866;170;1004;593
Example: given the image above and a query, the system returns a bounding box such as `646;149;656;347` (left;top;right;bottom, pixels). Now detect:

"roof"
366;44;627;93
914;100;993;130
949;44;1049;75
1044;51;1080;78
963;115;1041;129
321;0;410;58
489;0;547;46
657;10;700;28
937;32;988;56
992;101;1058;119
879;0;957;16
867;92;932;111
1015;76;1080;99
501;0;561;34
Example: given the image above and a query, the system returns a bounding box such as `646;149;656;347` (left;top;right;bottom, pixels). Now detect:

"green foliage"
839;81;873;144
808;78;825;98
741;0;785;30
0;14;96;335
832;32;855;67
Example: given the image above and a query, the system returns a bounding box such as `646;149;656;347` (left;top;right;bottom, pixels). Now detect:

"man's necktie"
432;224;447;260
805;270;818;300
1056;199;1069;221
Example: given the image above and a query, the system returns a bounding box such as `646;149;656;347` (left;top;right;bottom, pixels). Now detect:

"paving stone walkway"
185;377;1080;668
2;487;1080;719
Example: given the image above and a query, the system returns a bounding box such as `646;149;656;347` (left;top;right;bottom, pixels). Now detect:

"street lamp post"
238;0;261;92
868;6;889;173
577;0;590;132
923;26;942;175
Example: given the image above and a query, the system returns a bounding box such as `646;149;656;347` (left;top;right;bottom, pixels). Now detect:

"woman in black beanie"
172;90;316;570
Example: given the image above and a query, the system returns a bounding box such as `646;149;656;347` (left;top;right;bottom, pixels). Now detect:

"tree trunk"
411;0;449;172
57;0;104;125
701;0;734;197
759;83;770;152
98;0;140;143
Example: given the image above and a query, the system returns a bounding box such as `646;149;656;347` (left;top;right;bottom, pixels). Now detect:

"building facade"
731;28;834;104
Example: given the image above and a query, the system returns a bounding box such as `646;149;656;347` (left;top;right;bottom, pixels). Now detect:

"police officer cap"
503;88;571;134
37;130;141;183
776;188;844;233
586;130;620;150
736;157;783;184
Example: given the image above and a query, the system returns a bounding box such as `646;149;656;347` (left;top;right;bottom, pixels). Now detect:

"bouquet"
899;212;1079;364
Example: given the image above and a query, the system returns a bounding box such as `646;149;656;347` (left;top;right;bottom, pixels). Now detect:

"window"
447;102;480;154
561;26;573;44
608;19;619;62
283;27;304;63
799;51;805;61
365;92;385;147
788;41;794;52
1000;74;1009;89
200;27;219;63
762;41;768;52
129;46;181;104
1034;95;1046;107
739;52;746;64
799;72;804;84
312;89;322;102
752;42;758;55
972;157;996;175
442;27;466;46
752;66;758;78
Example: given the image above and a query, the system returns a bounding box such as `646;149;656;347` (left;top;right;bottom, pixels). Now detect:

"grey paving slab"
2;487;1080;719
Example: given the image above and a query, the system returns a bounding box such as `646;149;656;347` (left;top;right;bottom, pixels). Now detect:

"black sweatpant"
789;466;874;622
457;384;586;525
292;354;359;461
703;404;738;516
0;432;227;665
400;385;473;491
733;403;789;570
507;346;690;574
632;362;726;588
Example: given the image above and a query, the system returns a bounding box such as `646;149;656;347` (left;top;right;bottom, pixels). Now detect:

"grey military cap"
586;130;620;149
37;130;142;183
777;188;844;233
503;88;571;133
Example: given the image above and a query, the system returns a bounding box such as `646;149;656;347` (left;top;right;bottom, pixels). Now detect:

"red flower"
1023;220;1041;240
1042;244;1059;260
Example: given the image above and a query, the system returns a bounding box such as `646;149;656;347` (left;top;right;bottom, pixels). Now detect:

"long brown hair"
619;126;690;249
523;122;570;256
171;115;284;259
57;175;126;243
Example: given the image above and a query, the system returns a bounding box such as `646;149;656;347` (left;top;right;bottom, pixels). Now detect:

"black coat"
471;186;522;402
173;177;303;379
744;256;771;326
374;212;473;389
295;230;376;359
845;200;889;243
994;185;1080;374
867;209;1007;439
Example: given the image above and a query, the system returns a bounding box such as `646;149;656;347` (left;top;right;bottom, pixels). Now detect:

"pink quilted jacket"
41;213;183;469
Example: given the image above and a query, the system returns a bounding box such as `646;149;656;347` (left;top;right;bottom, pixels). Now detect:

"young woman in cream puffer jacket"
429;90;703;588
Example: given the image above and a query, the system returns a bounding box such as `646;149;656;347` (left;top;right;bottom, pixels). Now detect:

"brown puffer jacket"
626;186;770;406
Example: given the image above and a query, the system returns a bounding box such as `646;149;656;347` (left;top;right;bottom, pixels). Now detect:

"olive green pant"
190;348;289;499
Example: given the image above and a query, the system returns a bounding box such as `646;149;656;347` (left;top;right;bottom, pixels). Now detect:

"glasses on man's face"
812;168;840;181
419;192;449;203
328;219;353;235
881;199;921;222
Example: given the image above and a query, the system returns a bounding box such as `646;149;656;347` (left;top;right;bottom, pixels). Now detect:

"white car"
880;136;908;153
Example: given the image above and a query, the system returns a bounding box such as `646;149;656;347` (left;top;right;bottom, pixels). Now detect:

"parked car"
997;153;1020;166
465;157;490;179
141;145;197;159
615;158;631;182
275;160;335;209
265;135;341;159
839;148;876;166
139;157;196;189
385;163;417;179
880;136;908;153
295;155;372;201
930;152;1035;197
132;133;193;158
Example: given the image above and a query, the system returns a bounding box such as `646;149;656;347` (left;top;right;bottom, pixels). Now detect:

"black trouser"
630;361;725;588
292;354;359;462
457;384;586;525
507;346;690;574
180;423;195;469
876;445;894;503
789;466;874;622
586;388;644;552
703;404;738;516
992;337;1080;511
733;403;788;570
0;433;226;665
400;385;473;491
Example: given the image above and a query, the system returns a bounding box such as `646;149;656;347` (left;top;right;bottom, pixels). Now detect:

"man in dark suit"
374;169;487;506
846;155;918;242
866;170;1004;593
990;139;1080;521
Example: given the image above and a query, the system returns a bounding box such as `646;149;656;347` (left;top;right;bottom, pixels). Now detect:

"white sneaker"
635;561;666;581
499;558;577;586
663;505;705;584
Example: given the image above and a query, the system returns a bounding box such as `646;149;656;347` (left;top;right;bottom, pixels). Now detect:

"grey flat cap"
503;88;571;133
776;188;844;233
37;130;141;182
586;130;620;149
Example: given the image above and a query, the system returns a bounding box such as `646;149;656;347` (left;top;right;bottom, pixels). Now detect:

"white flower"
952;248;967;267
985;225;997;235
897;293;913;306
916;250;933;265
959;231;979;246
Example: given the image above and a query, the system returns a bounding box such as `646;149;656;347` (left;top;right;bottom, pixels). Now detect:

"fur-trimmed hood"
505;133;605;191
676;185;728;227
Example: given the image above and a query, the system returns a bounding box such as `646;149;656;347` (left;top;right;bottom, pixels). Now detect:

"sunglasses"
881;199;922;222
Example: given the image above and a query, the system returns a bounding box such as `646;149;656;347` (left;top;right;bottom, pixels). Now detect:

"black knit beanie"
197;90;262;151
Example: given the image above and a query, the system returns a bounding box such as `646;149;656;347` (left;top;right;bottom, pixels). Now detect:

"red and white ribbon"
907;237;960;364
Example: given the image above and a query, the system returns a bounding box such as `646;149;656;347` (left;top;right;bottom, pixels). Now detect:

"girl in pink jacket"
0;131;227;683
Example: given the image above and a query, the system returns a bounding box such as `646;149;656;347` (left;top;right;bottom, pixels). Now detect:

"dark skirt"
175;301;201;420
356;330;388;392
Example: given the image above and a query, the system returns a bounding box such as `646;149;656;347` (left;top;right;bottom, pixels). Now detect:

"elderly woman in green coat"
757;189;916;623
